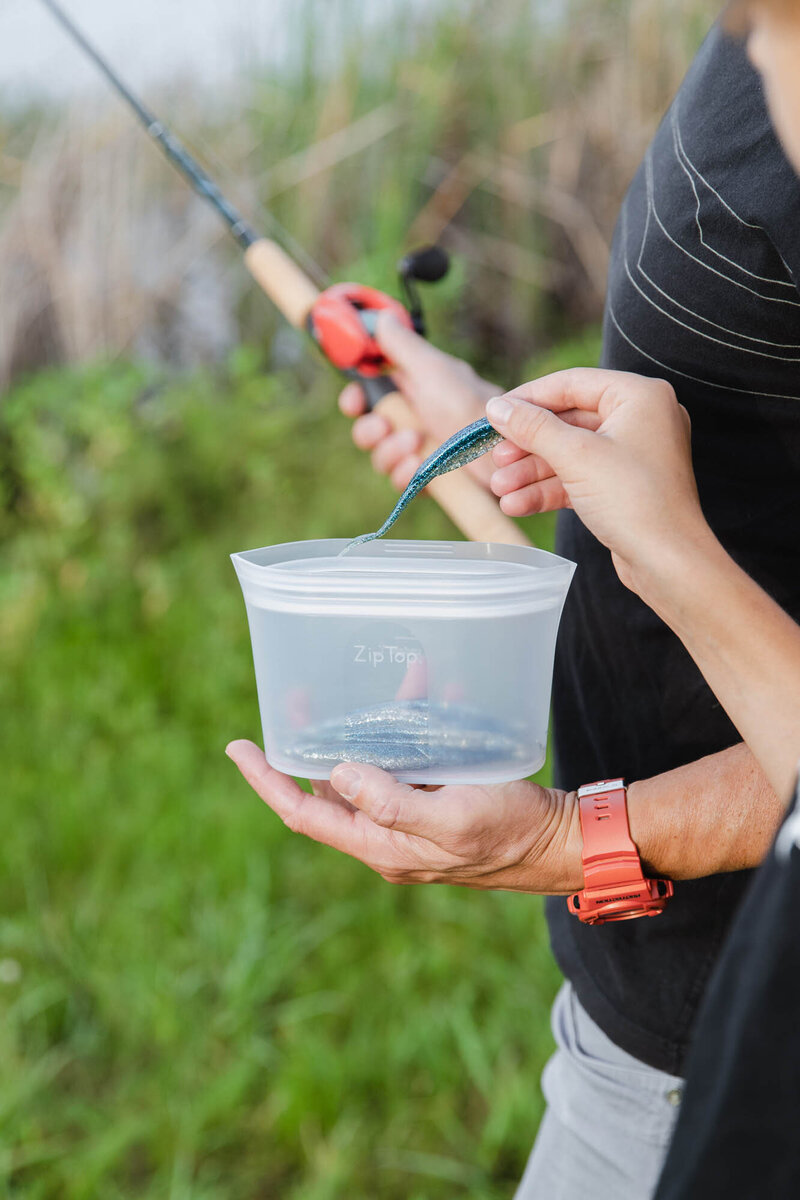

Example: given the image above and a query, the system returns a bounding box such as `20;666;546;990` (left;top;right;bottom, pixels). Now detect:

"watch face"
596;895;671;923
571;889;671;924
601;905;659;922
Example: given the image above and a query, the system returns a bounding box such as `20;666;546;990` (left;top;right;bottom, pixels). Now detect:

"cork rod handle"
244;238;531;547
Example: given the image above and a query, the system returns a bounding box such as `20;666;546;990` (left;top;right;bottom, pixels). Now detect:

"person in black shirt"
544;13;800;1088
478;8;800;1194
655;3;800;1194
227;6;800;1196
485;330;800;1200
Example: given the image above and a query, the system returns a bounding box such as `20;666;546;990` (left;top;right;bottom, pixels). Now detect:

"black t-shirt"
548;24;800;1074
654;783;800;1199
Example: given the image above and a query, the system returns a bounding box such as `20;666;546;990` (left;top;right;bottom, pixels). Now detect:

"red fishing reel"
308;283;414;376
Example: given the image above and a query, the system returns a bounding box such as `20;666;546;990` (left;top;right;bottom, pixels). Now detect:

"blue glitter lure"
348;416;502;547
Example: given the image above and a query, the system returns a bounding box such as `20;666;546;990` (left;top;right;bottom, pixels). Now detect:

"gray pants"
514;984;685;1200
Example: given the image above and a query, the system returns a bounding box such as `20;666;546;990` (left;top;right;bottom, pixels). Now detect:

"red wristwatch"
568;779;673;925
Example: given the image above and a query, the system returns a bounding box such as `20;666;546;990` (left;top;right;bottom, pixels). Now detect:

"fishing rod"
38;0;529;547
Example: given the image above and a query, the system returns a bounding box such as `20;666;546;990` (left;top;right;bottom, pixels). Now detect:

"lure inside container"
232;539;575;785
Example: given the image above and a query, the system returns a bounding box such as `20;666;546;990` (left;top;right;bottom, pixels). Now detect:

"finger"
390;453;423;492
494;409;602;465
331;762;442;838
226;740;383;856
310;778;359;814
560;408;604;431
375;311;437;371
498;475;571;518
226;739;308;822
490;454;555;498
352;411;392;451
372;428;423;476
503;367;671;418
486;396;589;473
491;410;599;470
338;382;367;418
492;439;528;467
395;655;428;702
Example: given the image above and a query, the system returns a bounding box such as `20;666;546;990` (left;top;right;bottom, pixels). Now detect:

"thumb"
331;762;437;838
486;394;587;474
374;310;433;372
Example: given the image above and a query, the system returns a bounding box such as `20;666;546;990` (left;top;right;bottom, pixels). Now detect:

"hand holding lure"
348;417;503;547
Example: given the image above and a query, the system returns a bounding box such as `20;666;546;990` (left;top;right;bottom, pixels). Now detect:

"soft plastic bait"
348;417;502;548
283;699;525;772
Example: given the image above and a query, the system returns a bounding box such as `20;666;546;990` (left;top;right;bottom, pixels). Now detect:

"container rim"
231;538;575;605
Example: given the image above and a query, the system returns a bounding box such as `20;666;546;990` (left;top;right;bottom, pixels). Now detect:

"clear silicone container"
232;538;575;784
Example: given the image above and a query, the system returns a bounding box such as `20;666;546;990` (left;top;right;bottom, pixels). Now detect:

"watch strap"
568;779;673;925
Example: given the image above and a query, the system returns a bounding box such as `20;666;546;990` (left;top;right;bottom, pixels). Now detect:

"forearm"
637;534;800;801
626;741;785;883
550;742;784;896
488;371;800;794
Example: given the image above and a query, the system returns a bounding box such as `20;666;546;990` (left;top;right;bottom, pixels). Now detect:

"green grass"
0;339;600;1197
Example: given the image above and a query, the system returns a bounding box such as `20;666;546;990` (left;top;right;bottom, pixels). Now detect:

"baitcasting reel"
307;245;450;378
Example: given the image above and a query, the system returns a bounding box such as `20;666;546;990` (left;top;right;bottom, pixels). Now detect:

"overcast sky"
0;0;411;102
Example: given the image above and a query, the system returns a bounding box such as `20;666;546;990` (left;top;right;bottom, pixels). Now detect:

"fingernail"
332;766;361;800
487;396;513;424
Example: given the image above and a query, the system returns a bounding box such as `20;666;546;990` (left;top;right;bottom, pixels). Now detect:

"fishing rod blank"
40;0;256;250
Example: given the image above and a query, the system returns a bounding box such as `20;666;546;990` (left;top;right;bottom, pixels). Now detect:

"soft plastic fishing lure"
348;416;502;547
284;699;525;772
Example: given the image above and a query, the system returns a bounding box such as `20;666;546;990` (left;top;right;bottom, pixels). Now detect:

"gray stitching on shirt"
644;149;800;308
624;201;800;362
672;107;796;288
607;298;800;401
673;94;796;281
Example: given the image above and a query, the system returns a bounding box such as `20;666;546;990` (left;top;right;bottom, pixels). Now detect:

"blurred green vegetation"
0;329;601;1198
0;3;701;1193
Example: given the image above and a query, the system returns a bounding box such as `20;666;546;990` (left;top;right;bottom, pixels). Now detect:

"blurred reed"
0;0;715;390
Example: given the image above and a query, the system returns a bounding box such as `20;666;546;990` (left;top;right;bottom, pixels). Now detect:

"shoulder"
667;23;800;244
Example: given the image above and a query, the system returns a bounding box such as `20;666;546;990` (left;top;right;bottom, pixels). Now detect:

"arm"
487;367;800;802
629;743;785;883
637;540;800;805
225;736;783;897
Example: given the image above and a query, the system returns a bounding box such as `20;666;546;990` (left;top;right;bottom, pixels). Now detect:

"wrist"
568;779;673;923
625;777;664;878
561;789;584;893
519;787;583;895
625;520;723;616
